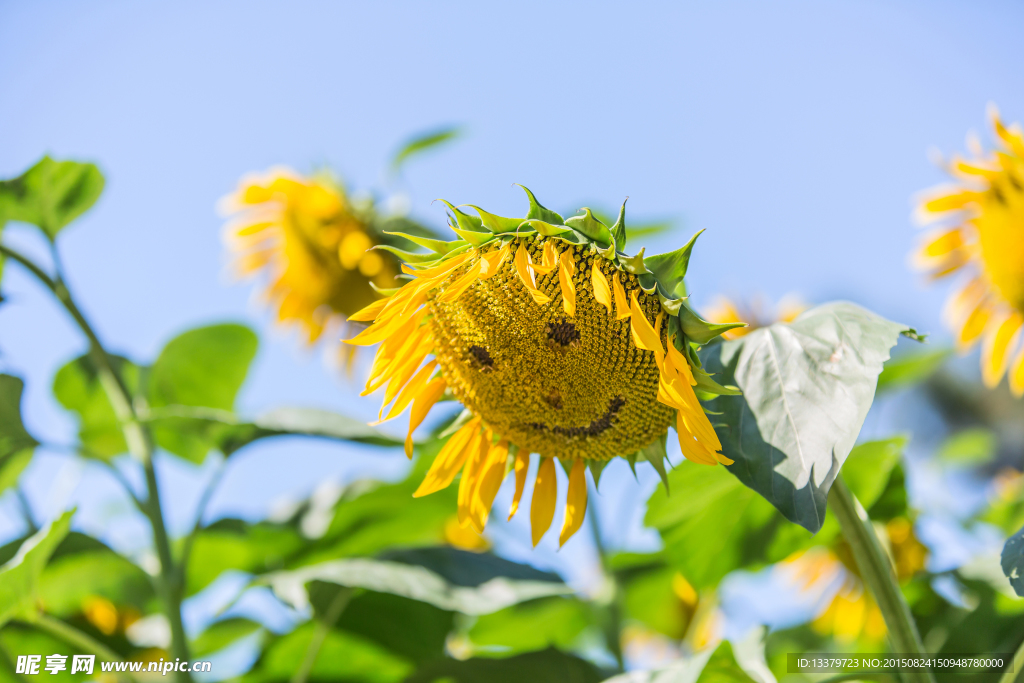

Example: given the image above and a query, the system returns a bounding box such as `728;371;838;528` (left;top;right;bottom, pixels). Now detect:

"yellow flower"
914;107;1024;395
220;167;398;343
703;294;807;340
347;189;744;547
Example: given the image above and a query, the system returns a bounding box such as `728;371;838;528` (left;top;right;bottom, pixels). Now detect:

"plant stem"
999;636;1024;683
828;476;934;683
588;483;625;674
290;587;354;683
0;243;192;682
15;487;38;534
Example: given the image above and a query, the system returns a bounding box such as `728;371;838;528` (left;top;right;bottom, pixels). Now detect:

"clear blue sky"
2;0;1022;590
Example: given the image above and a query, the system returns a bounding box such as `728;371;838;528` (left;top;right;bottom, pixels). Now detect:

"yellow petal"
479;243;511;280
533;241;558;275
508;449;530;520
362;319;429;395
993;112;1024;158
612;272;631;320
1009;345;1024;397
630;290;664;367
559;250;577;317
982;312;1023;388
471;440;509;532
592;262;613;314
349;297;389;323
405;377;447;458
514;243;551;305
958;300;993;349
347;305;426;347
414;418;481;497
923;229;966;258
439;260;483;303
458;429;490;526
922;190;979;214
374;360;437;424
530;457;557;546
558;459;588;547
403;251;473;279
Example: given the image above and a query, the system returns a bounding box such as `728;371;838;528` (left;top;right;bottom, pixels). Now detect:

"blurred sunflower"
784;518;926;644
914;108;1024;396
703;294;807;340
220;167;399;344
346;188;744;547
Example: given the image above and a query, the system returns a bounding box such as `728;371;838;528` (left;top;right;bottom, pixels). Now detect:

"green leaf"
465;597;591;657
38;538;154;617
876;347;951;394
404;647;603;683
190;617;262;657
646;461;822;590
678;300;746;345
516;185;564;225
937;427;998;465
391;125;462;172
184;518;306;596
149;323;257;411
310;585;454;664
265;548;571;616
841;436;907;509
240;621;413;683
0;157;105;239
52;355;141;460
0;510;74;626
0;374;38;494
644;230;704;300
564;208;613;248
700;302;910;532
1002;526;1024;597
620;565;691;639
0;622;88;683
466;205;524;234
148;323;257;462
217;406;401;453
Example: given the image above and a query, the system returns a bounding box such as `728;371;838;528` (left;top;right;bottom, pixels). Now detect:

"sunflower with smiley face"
346;187;745;546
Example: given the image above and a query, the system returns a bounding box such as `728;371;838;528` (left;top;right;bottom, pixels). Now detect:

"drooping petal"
470;440;510;533
1010;345;1024;398
479;243;511;280
349;297;389;323
508;449;530;520
921;190;980;215
376;358;437;423
439;260;483;303
458;429;490;526
592;261;613;314
514;243;551;305
531;457;557;547
612;272;631;320
981;312;1023;388
630;291;664;368
957;299;993;349
559;249;577;317
414;418;481;497
558;459;588;547
405;377;448;458
533;241;558;274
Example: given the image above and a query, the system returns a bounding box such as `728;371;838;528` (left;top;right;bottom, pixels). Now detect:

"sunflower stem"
588;483;625;673
999;636;1024;683
0;243;193;683
829;477;934;683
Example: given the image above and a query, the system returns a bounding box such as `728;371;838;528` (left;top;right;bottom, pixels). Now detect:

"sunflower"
220;167;399;343
346;187;744;547
702;294;807;340
915;108;1024;396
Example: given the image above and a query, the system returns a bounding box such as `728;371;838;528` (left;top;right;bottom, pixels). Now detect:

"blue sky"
2;0;1022;599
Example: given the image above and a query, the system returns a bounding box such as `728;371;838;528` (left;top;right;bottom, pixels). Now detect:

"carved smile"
526;396;626;438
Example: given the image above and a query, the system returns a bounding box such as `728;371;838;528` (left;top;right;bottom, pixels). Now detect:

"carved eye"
468;345;494;370
545;319;580;348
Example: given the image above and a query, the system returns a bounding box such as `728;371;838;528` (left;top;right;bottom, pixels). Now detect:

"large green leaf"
465;596;592;657
239;621;412;683
0;510;74;626
38;536;155;617
184;518;306;596
700;301;913;532
147;323;258;461
645;461;827;590
0;157;105;240
1001;526;1024;597
190;617;263;657
876;346;950;394
840;437;907;510
0;374;38;494
265;547;571;616
404;647;604;683
52;355;141;460
308;584;453;664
